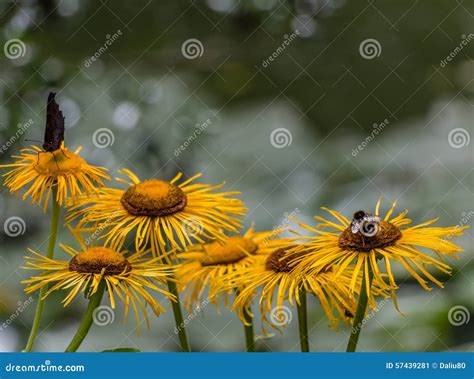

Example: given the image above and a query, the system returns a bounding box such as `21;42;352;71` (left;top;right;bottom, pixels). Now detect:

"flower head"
22;229;175;334
288;199;468;308
1;93;108;212
231;246;388;332
177;227;280;311
66;169;246;261
1;144;109;211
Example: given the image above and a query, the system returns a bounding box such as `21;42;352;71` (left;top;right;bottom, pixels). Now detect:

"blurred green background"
0;0;472;352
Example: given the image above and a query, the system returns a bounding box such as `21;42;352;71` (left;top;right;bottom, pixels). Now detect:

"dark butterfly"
43;92;65;152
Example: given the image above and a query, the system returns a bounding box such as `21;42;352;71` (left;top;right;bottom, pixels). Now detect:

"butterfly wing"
43;92;65;151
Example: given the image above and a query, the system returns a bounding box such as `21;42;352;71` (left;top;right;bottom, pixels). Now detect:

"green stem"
65;281;106;352
242;306;255;352
23;186;60;352
234;289;255;352
154;225;190;352
152;226;190;352
346;267;374;352
297;286;309;352
166;277;191;352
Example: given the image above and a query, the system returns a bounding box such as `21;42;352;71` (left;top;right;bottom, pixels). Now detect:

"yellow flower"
177;227;280;311
1;144;109;212
288;199;468;308
231;246;389;332
66;169;246;261
22;229;175;334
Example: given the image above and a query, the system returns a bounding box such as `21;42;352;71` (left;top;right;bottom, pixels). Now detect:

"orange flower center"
120;179;187;217
265;248;303;273
69;247;131;275
338;220;402;252
34;149;84;175
200;237;257;266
